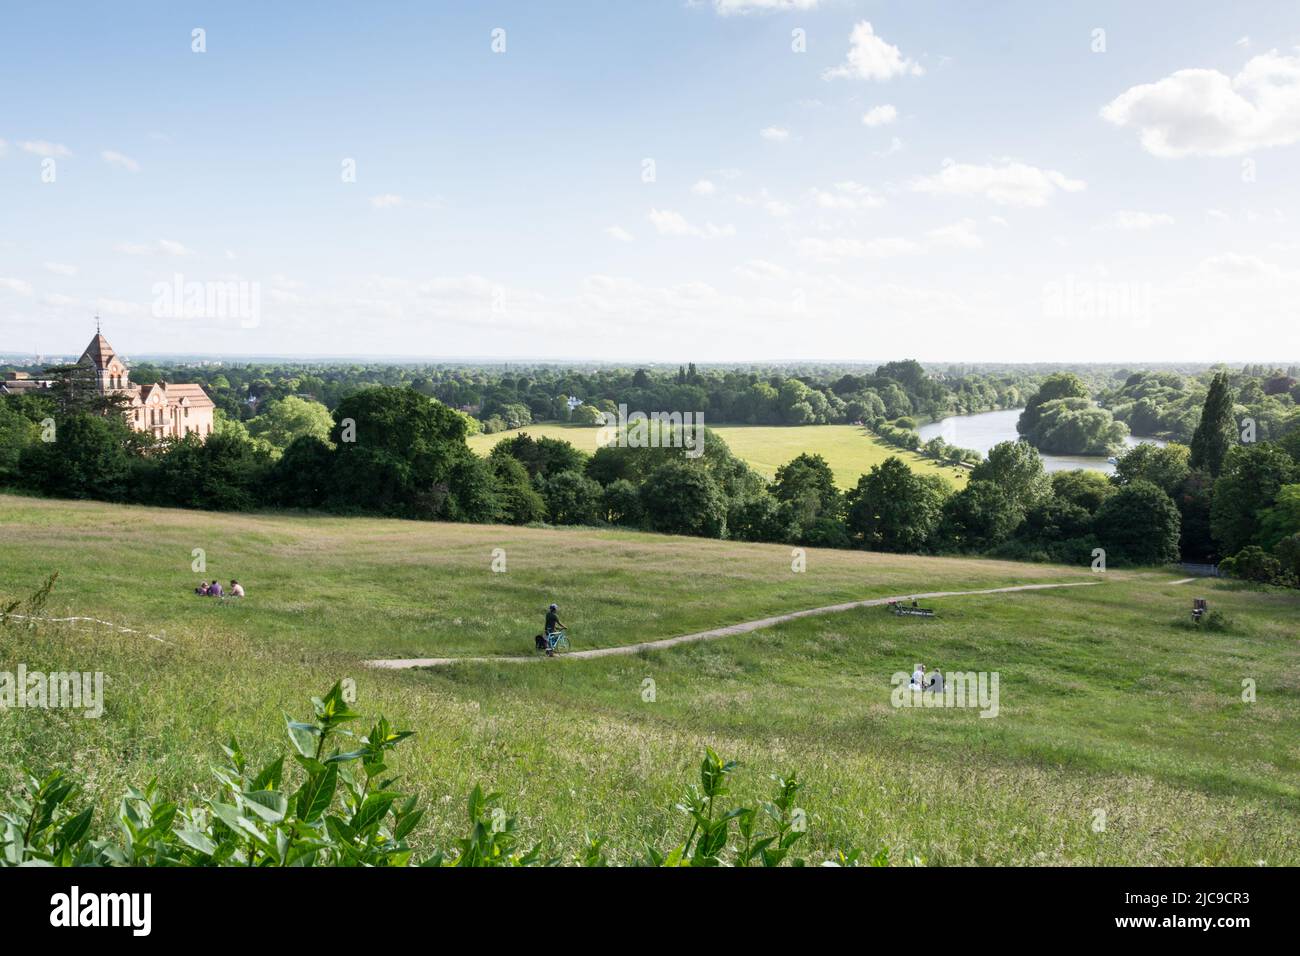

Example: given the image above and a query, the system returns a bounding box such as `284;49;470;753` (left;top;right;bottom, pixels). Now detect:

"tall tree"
969;440;1051;509
1016;372;1089;438
1189;372;1236;477
1210;443;1298;556
1093;480;1181;565
845;456;949;552
42;362;132;417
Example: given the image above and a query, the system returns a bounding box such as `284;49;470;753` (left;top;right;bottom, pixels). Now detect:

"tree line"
2;369;1297;585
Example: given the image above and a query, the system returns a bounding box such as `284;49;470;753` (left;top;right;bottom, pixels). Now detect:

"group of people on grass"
909;663;944;693
194;579;245;598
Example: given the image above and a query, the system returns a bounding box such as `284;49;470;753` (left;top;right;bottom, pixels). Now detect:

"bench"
889;603;935;618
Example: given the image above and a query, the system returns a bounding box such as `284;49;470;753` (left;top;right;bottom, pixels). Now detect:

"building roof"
162;384;214;407
76;329;214;409
79;333;117;369
135;381;214;409
0;379;52;394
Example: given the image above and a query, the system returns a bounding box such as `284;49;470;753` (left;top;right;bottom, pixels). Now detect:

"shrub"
1220;545;1283;584
0;685;859;867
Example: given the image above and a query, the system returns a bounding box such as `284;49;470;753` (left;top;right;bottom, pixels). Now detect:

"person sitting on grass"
544;603;565;657
208;579;223;598
909;663;925;691
230;580;245;598
927;669;944;694
195;581;209;596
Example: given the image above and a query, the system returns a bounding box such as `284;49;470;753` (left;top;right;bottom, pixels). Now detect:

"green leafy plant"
0;570;59;629
0;687;861;867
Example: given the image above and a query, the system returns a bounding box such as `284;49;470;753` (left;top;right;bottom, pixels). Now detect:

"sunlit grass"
468;422;966;488
2;493;1297;864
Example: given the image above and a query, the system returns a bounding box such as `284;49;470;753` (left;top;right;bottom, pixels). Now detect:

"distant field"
469;422;967;488
3;493;1298;865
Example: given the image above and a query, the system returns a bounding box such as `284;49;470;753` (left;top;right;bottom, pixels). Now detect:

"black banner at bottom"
0;866;1281;941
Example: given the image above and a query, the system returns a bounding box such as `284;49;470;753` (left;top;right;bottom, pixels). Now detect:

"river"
917;408;1165;475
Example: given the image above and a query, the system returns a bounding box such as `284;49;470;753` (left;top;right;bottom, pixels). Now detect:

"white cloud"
796;235;923;262
760;126;790;142
101;150;140;172
1109;210;1175;230
811;180;884;210
19;140;71;158
712;0;822;14
648;208;736;238
862;104;898;127
911;159;1086;207
1101;52;1300;157
736;189;793;217
369;193;405;208
926;218;984;248
692;179;717;196
43;293;78;307
1198;252;1293;279
43;262;78;276
1236;36;1251;48
0;277;34;296
114;239;194;257
605;225;635;242
734;259;792;282
824;21;923;82
95;297;142;316
876;136;904;157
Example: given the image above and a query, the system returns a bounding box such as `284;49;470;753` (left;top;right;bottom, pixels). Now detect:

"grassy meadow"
2;493;1298;865
468;422;967;488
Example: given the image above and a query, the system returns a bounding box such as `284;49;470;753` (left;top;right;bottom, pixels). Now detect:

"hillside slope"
2;493;1297;864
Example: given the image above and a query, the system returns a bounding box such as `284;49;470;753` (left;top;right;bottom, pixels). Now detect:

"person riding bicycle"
544;603;566;657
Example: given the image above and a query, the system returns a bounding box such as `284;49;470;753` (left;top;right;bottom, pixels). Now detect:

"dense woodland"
4;356;1037;431
2;358;1299;586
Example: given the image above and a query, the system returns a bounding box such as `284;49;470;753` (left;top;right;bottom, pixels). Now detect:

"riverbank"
919;408;1166;475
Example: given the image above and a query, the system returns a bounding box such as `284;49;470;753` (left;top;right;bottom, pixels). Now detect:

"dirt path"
365;580;1103;670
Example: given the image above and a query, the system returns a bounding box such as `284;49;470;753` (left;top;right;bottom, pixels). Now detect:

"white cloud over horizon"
862;104;898;127
911;160;1086;207
1101;52;1300;157
18;140;71;158
101;150;140;172
823;21;923;82
648;208;737;239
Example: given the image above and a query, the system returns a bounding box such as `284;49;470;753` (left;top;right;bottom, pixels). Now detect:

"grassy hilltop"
1;493;1298;864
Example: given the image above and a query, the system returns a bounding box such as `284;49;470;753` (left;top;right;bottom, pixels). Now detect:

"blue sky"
2;0;1299;361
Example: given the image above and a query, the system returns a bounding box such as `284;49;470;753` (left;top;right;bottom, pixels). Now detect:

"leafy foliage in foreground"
0;684;860;867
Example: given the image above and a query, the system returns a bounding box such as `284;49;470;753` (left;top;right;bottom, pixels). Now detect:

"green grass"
2;493;1298;865
468;422;967;488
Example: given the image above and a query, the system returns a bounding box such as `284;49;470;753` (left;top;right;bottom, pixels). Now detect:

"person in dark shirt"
544;603;565;656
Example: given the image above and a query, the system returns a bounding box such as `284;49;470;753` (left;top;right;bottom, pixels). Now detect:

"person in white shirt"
230;580;245;598
910;664;925;690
